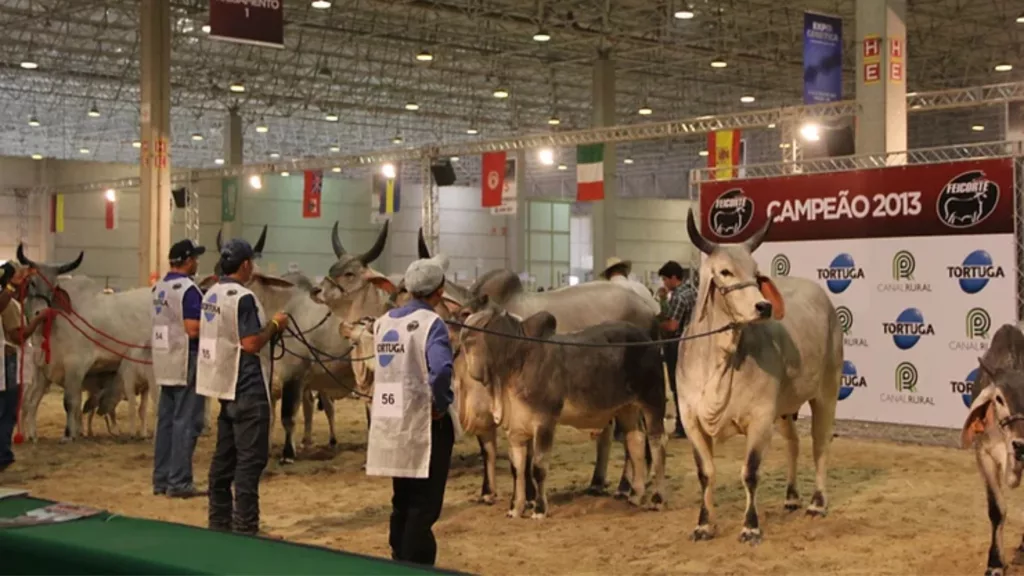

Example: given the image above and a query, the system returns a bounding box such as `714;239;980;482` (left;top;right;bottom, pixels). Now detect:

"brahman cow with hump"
680;208;842;545
961;323;1024;576
459;301;667;518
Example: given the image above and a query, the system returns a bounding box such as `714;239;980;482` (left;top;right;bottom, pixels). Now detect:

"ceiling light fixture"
710;58;728;68
325;112;339;122
405;102;420;111
638;105;653;116
87;104;100;117
281;171;290;177
330;145;340;152
214;158;224;165
255;123;268;133
269;152;280;159
800;122;821;141
392;135;404;144
698;150;709;157
105;189;116;203
972;124;985;132
450;156;460;162
1017;13;1024;24
533;30;551;42
740;95;756;103
311;0;332;8
249;175;263;190
381;163;397;179
415;50;433;62
493;87;509;99
31;154;42;160
191;132;204;141
538;148;555;166
995;63;1013;72
132;140;141;148
28;115;39;127
767;123;776;129
623;157;634;165
674;9;695;19
20;60;38;70
466;127;479;135
332;166;341;173
547;116;561;126
229;82;245;93
202;24;211;33
79;147;90;154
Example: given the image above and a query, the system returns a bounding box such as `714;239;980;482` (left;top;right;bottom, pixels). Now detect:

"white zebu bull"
16;247;157;442
679;209;842;545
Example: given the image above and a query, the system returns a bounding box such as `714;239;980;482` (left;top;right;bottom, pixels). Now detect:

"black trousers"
208;393;270;534
662;343;685;434
389;414;455;566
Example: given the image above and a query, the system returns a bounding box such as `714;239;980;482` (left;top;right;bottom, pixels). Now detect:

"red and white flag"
481;151;506;208
303;170;323;218
105;196;118;230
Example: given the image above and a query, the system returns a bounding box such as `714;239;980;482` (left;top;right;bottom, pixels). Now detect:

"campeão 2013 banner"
698;158;1017;428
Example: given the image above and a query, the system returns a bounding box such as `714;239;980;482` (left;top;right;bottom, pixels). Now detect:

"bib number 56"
381;392;396;405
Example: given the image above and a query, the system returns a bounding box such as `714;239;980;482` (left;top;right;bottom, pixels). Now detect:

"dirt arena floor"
0;390;1015;575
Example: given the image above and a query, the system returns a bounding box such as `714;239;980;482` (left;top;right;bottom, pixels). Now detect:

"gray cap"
403;256;446;297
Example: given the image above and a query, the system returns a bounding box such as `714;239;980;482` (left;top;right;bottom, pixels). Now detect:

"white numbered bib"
374;381;404;419
199;339;217;364
152;326;169;351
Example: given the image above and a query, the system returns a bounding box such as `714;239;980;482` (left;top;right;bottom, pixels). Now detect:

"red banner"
303;170;322;219
481;152;506;208
698;158;1015;243
209;0;284;49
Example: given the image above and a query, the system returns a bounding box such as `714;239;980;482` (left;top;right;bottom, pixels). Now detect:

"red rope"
42;308;152;365
31;271;151;350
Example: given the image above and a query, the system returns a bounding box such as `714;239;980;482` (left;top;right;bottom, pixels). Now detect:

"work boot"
168;484;208;499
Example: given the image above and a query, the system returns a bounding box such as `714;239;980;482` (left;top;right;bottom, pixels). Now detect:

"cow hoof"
627;494;643;508
301;439;313;448
584;484;607;496
530;512;546;520
784;501;801;512
1014;547;1024;565
690;525;715;542
985;567;1004;576
525;500;536;511
646;493;665;511
328;437;338;448
59;436;74;444
805;505;827;518
279;457;295;465
479;494;497;505
506;509;523;519
739;527;763;546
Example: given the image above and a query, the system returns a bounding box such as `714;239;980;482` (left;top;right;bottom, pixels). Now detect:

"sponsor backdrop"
699;159;1016;429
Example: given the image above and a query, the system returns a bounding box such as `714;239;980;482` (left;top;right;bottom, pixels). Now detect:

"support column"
855;0;907;161
507;149;527;273
221;107;244;239
421;157;439;256
139;0;172;286
590;51;617;279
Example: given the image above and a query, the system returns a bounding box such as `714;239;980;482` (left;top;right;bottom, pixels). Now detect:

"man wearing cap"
151;239;207;498
198;238;288;535
367;256;456;566
0;263;45;472
598;256;661;315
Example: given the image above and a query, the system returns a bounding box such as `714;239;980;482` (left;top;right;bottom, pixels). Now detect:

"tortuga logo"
202;293;219;322
816;253;864;294
882;307;935;350
707;189;755;239
838;360;867;401
951;367;979;408
936;170;1000;229
948;249;1005;294
376;329;405;367
153;290;168;315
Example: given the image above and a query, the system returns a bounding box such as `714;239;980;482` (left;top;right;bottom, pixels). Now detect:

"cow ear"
363;268;396;294
757;275;785;320
253;273;295;289
442;296;461;315
523;312;557;339
962;385;997;448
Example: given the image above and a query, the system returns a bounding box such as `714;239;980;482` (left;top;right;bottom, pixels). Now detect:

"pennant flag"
221;177;238;222
576;143;605;201
481;152;506;208
373;172;401;215
50;194;64;233
105;197;118;230
303;170;323;219
707;130;742;180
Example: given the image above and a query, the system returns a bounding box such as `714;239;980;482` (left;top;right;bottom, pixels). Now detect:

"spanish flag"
373;171;401;215
707;130;742;180
50;194;64;233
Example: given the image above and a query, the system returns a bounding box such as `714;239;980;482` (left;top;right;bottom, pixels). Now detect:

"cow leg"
686;410;717;541
807;396;837;517
125;376;140;439
979;450;1008;574
777;415;802;511
530;424;556;519
85;405;95;438
301;388;315;448
588;422;613;496
61;371;86;443
640;403;667;510
477;429;498;505
739;417;773;546
322;395;338;447
506;439;529;519
22;373;50;443
618;409;647;508
280;380;302;464
524;442;537;509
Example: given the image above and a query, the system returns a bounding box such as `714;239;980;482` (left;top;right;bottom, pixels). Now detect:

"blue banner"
803;12;843;104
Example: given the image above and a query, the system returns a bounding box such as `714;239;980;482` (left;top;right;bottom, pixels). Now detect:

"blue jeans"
153;355;204;491
0;354;19;468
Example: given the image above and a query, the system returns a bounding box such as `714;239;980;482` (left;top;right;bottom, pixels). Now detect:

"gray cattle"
961;324;1024;576
314;221;395;319
460;303;667;518
16;247;156;442
679;209;842;545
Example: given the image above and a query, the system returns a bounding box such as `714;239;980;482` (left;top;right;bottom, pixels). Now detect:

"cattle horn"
215;229;223;253
743;215;774;254
417;227;431;259
359;220;389;266
331;221;346;258
56;251;84;275
253;224;267;256
16;243;38;268
686;209;718;255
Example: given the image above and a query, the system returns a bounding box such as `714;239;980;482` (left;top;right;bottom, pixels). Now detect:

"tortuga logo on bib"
202;293;220;322
376;329;405;367
153;290;168;314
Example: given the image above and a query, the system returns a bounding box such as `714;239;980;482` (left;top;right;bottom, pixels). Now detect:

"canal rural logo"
948;307;993;353
836;306;866;348
838;360;867;401
882;307;934;350
949;249;1005;294
707;189;755;239
936;169;1000;229
770;254;791;277
883;361;935;406
816;253;864;294
951;367;979;408
877;250;931;293
375;330;405;368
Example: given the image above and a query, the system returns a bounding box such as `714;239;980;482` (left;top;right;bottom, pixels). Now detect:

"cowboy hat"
599;256;632;280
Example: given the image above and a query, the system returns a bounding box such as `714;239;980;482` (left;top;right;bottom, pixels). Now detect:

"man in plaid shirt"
657;261;697;439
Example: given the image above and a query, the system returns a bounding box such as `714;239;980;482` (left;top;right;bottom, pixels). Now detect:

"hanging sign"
862;35;882;84
802;12;843;104
221;177;239;222
208;0;284;49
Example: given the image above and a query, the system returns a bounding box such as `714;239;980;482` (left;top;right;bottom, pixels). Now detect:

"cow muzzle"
1012;439;1024;462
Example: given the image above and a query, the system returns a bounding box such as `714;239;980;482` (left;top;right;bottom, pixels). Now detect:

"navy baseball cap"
220;238;256;267
168;239;206;264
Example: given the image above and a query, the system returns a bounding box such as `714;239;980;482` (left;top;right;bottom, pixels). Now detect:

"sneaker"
167;485;208;499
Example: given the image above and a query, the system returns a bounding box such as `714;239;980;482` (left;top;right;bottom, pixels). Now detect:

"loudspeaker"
171;187;187;208
430;160;456;186
825;124;855;157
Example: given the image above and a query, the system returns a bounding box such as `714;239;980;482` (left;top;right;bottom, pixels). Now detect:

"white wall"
0;157;45;262
615;198;698;286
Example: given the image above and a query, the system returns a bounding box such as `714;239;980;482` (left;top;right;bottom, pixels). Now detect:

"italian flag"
576;143;604;202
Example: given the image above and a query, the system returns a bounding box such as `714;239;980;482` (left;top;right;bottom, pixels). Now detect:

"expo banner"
803;12;843;104
698;159;1017;428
